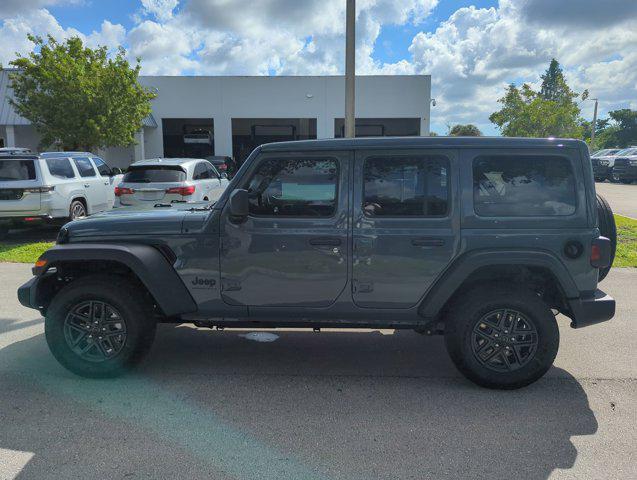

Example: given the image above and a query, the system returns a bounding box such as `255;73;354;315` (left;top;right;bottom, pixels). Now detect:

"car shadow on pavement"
0;324;597;480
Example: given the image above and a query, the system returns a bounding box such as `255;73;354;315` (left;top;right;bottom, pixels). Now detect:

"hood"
62;208;199;239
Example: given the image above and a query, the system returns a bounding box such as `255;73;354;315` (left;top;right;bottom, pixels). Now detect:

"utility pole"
345;0;356;138
590;98;599;148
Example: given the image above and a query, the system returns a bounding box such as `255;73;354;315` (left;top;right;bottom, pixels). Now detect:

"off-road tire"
45;275;156;378
444;285;559;390
596;194;616;282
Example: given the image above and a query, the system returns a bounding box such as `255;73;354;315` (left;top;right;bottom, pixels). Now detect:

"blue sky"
1;0;635;135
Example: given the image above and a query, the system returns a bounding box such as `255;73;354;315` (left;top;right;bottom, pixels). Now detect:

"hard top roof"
259;136;586;152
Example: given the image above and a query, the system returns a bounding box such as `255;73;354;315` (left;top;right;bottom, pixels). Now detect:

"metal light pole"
590;98;599;147
345;0;356;138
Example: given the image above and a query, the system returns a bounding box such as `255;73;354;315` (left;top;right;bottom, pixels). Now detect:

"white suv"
115;158;230;209
0;152;122;238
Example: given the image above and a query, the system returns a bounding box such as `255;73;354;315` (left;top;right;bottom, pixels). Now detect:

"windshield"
123;166;186;183
0;159;37;181
616;148;637;156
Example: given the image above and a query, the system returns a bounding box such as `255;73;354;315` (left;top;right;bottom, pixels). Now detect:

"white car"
0;151;122;237
115;158;230;209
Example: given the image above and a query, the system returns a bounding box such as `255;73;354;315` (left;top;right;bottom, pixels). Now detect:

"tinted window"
123;166;186;183
247;158;338;217
0;160;36;181
92;157;112;176
46;158;75;179
208;163;220;179
363;156;449;217
192;163;210;180
473;156;576;217
73;157;96;178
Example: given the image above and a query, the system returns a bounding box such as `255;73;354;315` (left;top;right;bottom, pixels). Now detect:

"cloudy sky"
1;0;635;135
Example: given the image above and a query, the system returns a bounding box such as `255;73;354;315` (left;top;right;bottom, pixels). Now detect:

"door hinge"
352;280;373;294
221;278;242;292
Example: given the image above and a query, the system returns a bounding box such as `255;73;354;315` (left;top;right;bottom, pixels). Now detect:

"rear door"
0;158;41;212
73;156;108;213
352;149;459;309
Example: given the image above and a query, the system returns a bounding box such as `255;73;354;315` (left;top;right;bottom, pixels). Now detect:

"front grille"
0;189;24;201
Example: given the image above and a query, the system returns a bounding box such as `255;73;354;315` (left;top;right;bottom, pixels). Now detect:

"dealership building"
1;70;432;167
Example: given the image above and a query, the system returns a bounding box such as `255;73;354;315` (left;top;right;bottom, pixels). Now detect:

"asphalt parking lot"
596;181;637;218
0;263;635;480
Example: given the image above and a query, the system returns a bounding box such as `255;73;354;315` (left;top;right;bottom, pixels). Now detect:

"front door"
220;151;350;308
352;149;459;309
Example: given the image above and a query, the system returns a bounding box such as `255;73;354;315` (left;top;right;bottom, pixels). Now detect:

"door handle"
411;237;445;247
84;184;90;188
309;237;342;246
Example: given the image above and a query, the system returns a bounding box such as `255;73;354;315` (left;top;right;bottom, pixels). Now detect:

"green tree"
490;60;586;138
9;35;155;151
588;109;637;149
448;124;482;136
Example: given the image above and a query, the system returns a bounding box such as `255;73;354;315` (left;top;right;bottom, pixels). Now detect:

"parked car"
0;151;122;238
205;155;236;177
19;137;615;390
114;158;230;209
591;148;621;182
610;147;637;183
0;147;33;154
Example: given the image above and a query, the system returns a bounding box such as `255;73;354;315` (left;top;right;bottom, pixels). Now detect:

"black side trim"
419;249;580;318
38;243;197;317
567;289;615;328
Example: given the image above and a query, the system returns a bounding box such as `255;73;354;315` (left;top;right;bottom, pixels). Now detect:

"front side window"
0;160;36;181
92;157;112;176
46;158;75;179
473;155;576;217
73;157;96;178
246;158;338;217
363;155;449;217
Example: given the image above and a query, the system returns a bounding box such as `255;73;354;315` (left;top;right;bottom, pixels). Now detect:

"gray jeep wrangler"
18;137;616;389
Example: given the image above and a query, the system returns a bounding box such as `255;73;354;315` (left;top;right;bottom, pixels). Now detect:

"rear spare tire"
596;194;616;282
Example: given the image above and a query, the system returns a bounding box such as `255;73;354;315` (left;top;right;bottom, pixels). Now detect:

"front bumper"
18;276;40;310
567;289;615;328
592;164;610;179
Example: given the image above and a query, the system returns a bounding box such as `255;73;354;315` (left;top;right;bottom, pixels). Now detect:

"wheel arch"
419;249;578;319
35;243;197;318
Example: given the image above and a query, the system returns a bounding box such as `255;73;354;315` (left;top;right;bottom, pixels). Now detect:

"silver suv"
115;158;230;209
0;151;121;237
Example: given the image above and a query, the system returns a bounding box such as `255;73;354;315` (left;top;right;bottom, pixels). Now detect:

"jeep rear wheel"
45;275;156;378
444;285;559;390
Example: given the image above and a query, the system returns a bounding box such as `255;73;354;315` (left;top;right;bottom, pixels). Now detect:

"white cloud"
140;0;180;22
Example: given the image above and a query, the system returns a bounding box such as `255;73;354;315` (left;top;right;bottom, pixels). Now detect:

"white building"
1;71;432;168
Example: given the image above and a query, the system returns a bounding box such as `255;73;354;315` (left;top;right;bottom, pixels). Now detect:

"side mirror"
228;189;249;218
220;172;228;179
111;167;123;175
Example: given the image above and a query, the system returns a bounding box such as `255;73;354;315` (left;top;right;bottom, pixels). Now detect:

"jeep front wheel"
45;275;156;378
444;285;559;389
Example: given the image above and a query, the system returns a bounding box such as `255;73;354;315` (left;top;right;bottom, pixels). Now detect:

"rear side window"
193;162;211;180
92;157;112;176
73;157;96;178
246;157;338;217
363;155;449;217
123;166;186;183
473;155;576;217
46;158;76;179
0;160;36;181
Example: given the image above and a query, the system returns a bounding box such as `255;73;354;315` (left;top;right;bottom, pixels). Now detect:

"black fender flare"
418;249;579;318
39;243;197;317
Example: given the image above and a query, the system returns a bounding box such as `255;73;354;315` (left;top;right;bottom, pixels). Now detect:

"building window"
232;118;317;166
162;119;214;159
334;118;421;138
